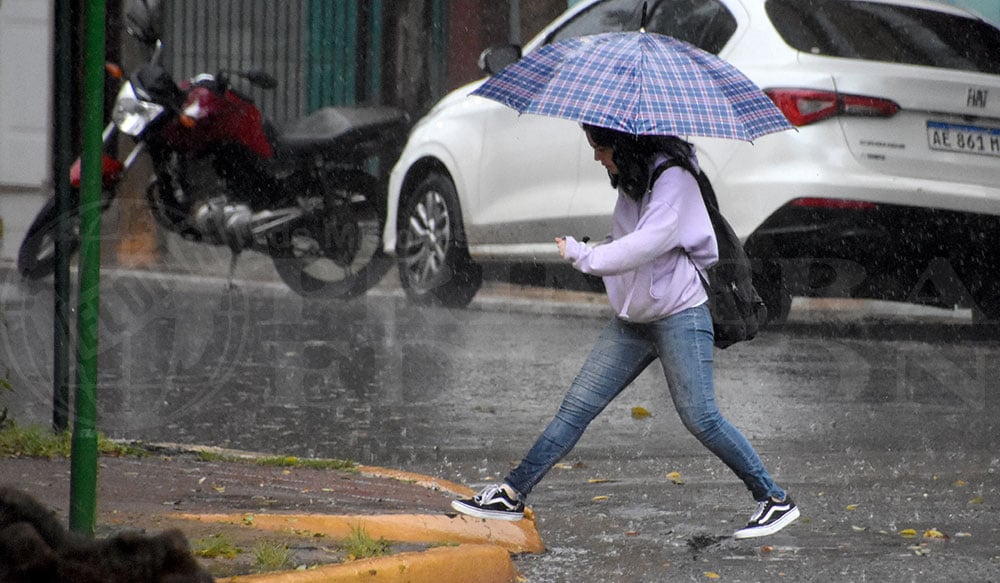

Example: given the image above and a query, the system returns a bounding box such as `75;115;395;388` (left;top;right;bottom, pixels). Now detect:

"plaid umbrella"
472;31;793;141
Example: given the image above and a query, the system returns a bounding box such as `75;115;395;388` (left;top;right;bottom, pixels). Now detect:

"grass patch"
195;451;356;471
0;422;71;458
342;525;391;560
252;540;293;572
0;421;148;459
194;534;243;559
255;456;355;471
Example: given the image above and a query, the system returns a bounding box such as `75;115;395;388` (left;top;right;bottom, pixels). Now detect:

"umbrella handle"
639;2;648;33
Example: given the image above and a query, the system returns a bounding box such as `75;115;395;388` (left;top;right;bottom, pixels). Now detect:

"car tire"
970;282;1000;325
754;260;792;324
396;172;482;307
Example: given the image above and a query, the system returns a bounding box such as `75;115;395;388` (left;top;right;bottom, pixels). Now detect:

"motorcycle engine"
193;197;254;249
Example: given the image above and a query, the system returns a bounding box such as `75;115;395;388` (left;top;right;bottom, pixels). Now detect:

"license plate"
927;121;1000;158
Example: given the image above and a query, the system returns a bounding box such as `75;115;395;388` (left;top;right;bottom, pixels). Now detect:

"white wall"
0;0;52;188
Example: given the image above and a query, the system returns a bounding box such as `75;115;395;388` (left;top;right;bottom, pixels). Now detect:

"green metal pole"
51;0;73;433
69;0;106;536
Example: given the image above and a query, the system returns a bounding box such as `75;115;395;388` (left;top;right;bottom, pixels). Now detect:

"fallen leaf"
666;471;685;485
592;495;610;502
851;525;867;532
923;528;948;539
969;497;984;505
899;529;918;538
954;479;968;487
554;463;575;470
625;530;639;536
631;406;652;419
845;504;860;511
704;572;721;579
212;484;225;493
760;545;774;553
955;532;972;538
242;514;255;526
588;478;614;484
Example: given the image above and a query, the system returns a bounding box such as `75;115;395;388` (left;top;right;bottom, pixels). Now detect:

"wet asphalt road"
1;262;998;582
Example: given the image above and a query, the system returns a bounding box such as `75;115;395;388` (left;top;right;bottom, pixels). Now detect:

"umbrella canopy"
472;31;793;142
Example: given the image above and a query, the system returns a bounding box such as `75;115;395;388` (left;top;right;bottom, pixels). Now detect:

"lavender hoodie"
562;155;718;323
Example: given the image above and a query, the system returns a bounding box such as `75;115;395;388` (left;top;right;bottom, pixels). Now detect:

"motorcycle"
18;1;409;299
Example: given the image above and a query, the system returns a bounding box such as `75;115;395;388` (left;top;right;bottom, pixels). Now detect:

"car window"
645;0;737;54
549;0;639;42
549;0;737;55
766;0;1000;74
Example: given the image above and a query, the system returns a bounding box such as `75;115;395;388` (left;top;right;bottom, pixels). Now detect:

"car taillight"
791;197;878;210
765;88;900;127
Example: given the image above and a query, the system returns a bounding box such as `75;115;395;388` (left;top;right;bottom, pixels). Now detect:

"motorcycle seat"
275;106;409;158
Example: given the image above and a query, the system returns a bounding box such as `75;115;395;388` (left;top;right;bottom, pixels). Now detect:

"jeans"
505;303;785;502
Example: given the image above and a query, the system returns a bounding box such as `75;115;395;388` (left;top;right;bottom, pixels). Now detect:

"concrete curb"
177;512;545;555
217;544;519;583
355;466;475;499
139;443;542;582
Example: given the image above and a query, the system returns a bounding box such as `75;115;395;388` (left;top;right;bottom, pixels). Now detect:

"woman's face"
586;131;618;175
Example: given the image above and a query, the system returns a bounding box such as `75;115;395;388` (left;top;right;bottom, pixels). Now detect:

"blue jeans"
505;304;785;502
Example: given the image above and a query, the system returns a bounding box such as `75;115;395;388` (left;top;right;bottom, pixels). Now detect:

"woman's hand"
556;237;567;259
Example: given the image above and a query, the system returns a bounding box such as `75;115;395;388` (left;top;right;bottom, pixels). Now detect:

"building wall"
0;0;52;188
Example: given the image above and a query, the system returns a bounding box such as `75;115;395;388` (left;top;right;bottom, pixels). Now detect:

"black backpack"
651;162;768;348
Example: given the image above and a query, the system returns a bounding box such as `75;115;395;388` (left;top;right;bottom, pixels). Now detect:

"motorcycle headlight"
112;81;165;136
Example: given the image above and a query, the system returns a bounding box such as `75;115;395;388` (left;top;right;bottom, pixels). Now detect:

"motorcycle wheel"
269;171;391;299
17;195;82;280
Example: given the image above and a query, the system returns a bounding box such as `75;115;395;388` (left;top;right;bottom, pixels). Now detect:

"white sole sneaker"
451;498;524;521
734;505;800;539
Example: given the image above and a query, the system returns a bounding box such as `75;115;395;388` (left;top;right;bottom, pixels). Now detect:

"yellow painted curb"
217;543;519;583
178;513;545;555
356;466;475;499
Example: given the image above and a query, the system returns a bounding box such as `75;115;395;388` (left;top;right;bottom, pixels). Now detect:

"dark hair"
583;124;696;200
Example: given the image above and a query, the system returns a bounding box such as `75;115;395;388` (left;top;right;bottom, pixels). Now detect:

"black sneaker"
733;495;799;539
451;484;525;521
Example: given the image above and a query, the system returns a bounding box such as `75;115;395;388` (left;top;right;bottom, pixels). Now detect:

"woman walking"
451;125;798;539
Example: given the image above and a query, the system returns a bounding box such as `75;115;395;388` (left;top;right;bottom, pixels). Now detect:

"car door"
469;0;642;259
470;103;584;258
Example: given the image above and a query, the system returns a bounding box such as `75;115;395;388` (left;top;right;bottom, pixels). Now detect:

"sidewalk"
0;443;543;582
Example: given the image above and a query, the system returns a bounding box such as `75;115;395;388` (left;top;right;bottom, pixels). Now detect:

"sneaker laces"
748;500;768;524
474;484;504;504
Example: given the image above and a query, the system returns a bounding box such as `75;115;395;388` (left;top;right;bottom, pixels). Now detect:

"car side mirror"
478;44;522;76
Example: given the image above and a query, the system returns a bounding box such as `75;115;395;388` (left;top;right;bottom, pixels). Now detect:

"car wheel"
754;260;792;324
396;172;482;307
970;281;1000;325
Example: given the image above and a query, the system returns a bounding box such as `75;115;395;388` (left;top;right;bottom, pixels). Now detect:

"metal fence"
161;0;341;129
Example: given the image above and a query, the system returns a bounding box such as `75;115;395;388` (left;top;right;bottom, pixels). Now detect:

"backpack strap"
650;160;714;286
650;161;720;211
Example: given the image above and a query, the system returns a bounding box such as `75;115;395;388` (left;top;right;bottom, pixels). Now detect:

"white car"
383;0;1000;322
